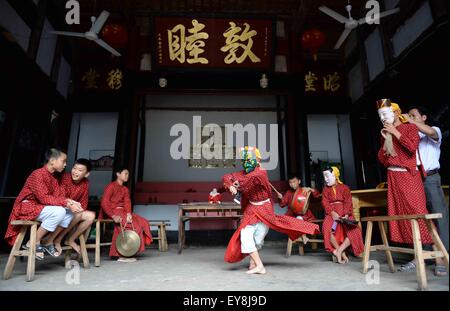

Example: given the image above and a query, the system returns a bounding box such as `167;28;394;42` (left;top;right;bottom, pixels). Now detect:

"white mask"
378;107;395;125
323;171;336;187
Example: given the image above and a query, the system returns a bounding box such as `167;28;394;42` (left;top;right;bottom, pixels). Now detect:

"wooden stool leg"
95;221;101;267
425;219;449;270
79;233;90;269
311;235;318;250
286;238;293;257
157;225;162;252
161;224;168;252
3;226;27;280
26;224;37;282
378;221;395;273
411;219;427;291
299;242;305;256
362;221;373;273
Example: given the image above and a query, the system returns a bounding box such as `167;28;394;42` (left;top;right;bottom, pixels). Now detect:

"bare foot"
302;235;309;244
342;252;349;264
54;242;63;256
246;265;266;275
333;249;344;264
248;258;256;270
66;240;80;255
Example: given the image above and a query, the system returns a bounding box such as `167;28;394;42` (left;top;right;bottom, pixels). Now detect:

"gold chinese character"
305;71;318;92
221;22;261;64
107;69;123;90
81;68;99;89
168;19;209;64
323;72;341;92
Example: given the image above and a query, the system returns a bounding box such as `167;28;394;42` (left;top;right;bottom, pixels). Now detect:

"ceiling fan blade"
334;28;353;50
95;39;121;56
319;6;349;24
90;10;110;34
48;31;85;38
358;8;400;24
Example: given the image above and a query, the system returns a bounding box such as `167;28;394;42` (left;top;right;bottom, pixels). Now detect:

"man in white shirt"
401;106;448;276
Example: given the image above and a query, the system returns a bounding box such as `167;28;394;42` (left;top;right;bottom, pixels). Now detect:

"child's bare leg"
249;257;256;270
66;211;95;254
54;213;83;252
336;238;351;264
246;251;266;274
330;235;342;263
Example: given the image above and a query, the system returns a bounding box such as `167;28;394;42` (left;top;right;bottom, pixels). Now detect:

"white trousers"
240;222;270;254
36;206;73;232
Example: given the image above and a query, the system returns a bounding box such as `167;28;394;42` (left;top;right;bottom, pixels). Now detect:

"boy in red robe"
377;99;433;271
5;148;83;259
42;159;95;255
277;173;320;221
100;167;152;262
223;147;320;275
321;166;364;264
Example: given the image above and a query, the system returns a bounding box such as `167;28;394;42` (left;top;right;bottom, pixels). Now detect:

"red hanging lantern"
101;23;129;49
301;29;326;61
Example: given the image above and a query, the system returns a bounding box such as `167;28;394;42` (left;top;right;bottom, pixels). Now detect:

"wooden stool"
286;219;324;257
84;219;113;267
3;220;40;281
63;228;91;269
149;220;170;252
361;213;449;291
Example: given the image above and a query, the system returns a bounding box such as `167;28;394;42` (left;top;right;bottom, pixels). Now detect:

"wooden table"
178;202;242;254
351;186;449;222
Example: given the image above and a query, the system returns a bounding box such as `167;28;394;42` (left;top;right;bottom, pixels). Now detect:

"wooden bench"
148;220;170;252
286;219;324;257
3;220;89;281
84;218;171;267
361;213;449;291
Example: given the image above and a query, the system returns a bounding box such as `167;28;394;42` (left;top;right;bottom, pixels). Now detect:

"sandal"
35;245;45;261
398;261;416;272
43;244;61;257
434;265;448;277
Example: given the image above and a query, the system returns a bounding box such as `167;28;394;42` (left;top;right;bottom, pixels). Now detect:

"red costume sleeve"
101;184;118;218
397;124;419;155
222;171;245;189
80;182;89;210
30;171;67;207
123;187;132;214
321;188;333;215
342;185;353;216
279;192;290;208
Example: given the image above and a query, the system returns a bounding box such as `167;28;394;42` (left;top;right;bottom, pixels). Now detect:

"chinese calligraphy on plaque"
154;16;273;69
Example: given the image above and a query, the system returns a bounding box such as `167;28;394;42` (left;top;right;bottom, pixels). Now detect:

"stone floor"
0;242;448;291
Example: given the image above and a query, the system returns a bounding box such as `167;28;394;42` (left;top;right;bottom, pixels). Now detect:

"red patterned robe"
378;123;433;244
223;167;320;263
61;173;89;210
279;188;320;221
322;184;364;256
100;182;152;257
5;167;68;246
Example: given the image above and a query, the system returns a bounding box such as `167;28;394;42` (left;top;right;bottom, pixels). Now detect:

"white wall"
392;1;434;57
67;113;119;197
0;0;31;52
36;19;57;76
307;115;357;189
144;95;281;182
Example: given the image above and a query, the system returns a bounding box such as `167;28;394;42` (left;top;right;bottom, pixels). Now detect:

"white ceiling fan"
319;1;400;50
48;10;121;57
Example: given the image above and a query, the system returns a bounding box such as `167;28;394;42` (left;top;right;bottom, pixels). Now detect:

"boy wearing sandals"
42;158;95;257
4;148;82;259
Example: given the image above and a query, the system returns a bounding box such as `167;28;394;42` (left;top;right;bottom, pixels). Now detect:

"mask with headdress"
323;166;343;187
376;99;407;157
240;146;261;174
